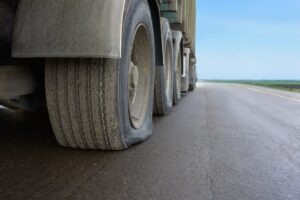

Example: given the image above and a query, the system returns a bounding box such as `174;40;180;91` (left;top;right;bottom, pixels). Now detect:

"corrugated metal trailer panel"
160;0;196;58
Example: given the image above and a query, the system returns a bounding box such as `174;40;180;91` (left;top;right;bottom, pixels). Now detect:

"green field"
206;80;300;93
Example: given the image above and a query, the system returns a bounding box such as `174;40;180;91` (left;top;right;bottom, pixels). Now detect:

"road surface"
0;83;299;200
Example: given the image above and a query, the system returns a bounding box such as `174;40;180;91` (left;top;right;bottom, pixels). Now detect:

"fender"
12;0;164;66
171;30;183;70
171;31;183;58
12;0;126;59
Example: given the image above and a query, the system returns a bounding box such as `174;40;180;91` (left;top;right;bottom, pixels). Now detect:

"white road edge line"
239;85;300;103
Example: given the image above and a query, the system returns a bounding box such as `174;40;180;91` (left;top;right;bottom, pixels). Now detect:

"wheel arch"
147;0;164;67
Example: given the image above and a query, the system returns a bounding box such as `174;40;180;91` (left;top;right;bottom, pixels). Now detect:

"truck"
0;0;196;150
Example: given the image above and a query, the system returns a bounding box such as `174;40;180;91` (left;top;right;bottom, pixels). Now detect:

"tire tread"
45;59;125;150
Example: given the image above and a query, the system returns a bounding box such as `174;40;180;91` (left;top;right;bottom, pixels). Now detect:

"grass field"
206;80;300;93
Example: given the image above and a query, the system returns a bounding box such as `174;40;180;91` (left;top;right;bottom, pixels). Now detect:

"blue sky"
196;0;300;80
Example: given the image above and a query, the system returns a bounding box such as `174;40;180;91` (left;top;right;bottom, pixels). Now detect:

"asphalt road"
0;83;300;200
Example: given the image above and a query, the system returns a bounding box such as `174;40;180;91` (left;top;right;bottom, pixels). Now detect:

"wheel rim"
128;24;151;129
164;40;173;106
176;50;182;98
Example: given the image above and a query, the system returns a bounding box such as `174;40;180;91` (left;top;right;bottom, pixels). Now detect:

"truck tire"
189;61;196;91
181;48;190;93
173;38;182;105
188;76;196;91
45;0;155;150
153;18;174;115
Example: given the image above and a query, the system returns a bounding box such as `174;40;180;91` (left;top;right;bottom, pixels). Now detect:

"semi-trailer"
0;0;196;150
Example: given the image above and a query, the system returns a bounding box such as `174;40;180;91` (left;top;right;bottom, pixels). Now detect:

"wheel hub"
129;61;139;107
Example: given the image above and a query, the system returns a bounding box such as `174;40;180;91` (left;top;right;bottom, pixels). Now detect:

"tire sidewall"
162;22;174;110
173;43;182;104
155;19;174;113
119;0;155;147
